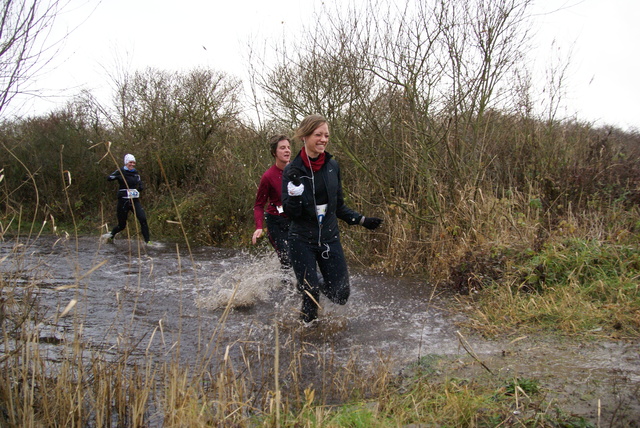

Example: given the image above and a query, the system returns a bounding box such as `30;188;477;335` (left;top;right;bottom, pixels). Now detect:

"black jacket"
282;151;361;243
108;167;144;199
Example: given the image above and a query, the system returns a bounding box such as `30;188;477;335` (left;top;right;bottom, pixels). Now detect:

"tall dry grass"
443;191;640;338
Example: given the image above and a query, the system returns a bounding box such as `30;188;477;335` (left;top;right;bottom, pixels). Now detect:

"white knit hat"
124;154;136;164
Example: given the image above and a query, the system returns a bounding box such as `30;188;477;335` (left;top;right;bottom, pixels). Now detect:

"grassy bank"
441;200;640;341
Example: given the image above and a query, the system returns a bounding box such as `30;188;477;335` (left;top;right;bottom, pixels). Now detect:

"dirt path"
434;333;640;426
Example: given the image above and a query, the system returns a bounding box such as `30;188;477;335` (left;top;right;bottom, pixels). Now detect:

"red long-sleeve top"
253;164;286;229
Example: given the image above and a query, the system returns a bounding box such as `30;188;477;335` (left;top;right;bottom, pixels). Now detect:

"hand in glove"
287;181;304;196
285;166;305;186
360;216;383;230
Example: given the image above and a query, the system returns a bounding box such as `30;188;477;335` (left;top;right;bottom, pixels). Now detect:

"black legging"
111;198;150;242
265;213;291;269
288;237;349;321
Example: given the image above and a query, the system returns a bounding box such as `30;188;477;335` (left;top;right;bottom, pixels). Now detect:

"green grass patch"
464;238;640;338
264;374;590;427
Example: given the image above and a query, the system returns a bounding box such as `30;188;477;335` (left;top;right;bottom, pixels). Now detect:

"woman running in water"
282;115;383;323
252;135;292;270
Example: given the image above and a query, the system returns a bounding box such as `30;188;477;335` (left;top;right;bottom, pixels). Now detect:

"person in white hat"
105;154;151;243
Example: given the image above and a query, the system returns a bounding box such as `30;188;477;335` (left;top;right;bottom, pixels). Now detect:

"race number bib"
316;204;327;225
126;189;140;199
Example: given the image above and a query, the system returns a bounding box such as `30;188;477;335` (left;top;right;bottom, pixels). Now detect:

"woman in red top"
252;135;292;269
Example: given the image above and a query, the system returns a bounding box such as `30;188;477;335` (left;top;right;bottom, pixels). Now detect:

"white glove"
287;181;304;196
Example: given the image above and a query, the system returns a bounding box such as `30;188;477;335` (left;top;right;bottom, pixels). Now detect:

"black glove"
361;216;383;230
285;166;305;186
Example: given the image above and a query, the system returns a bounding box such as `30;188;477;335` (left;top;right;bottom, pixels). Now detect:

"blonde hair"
293;114;327;142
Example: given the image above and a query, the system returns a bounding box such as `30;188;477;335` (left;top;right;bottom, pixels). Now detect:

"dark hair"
269;134;290;157
293;114;328;142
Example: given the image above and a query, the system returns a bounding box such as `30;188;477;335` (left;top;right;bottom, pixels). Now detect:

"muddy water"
1;235;639;424
1;235;463;361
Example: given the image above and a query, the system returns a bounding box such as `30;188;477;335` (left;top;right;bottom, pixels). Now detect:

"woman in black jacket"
282;115;383;323
105;154;151;244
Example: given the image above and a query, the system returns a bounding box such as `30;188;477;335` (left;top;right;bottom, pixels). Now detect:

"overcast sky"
10;0;640;131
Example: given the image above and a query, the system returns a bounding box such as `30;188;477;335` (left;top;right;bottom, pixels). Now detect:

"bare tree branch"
0;0;69;115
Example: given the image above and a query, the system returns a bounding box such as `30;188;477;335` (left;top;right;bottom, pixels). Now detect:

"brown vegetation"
1;0;639;425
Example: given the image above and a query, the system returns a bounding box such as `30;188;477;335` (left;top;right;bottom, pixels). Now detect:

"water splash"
195;250;294;310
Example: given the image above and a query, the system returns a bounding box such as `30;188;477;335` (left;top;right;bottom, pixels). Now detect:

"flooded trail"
0;235;460;363
1;235;639;424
